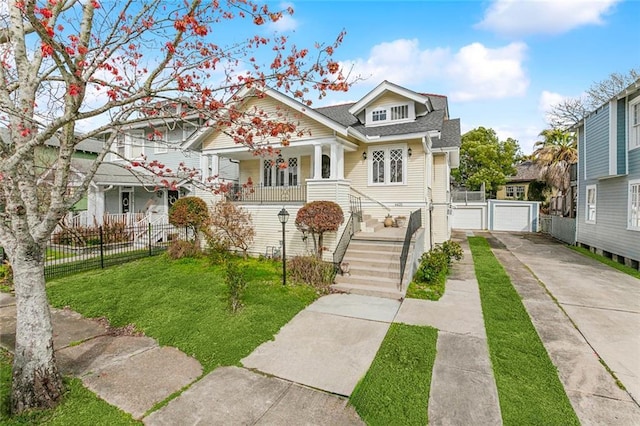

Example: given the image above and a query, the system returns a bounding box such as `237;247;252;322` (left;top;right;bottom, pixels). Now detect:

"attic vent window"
391;105;408;120
372;109;387;122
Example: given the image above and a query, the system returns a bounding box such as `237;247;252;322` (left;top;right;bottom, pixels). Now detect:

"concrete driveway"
490;232;640;405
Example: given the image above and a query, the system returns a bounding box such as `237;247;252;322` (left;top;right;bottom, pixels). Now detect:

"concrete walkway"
487;231;640;425
395;232;503;425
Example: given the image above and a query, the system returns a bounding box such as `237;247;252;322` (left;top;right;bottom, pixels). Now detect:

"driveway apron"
489;231;640;424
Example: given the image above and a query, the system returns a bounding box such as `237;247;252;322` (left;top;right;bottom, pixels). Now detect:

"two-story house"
192;81;460;296
574;79;640;269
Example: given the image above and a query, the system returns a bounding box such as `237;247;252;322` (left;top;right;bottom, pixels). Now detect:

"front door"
121;190;132;213
167;190;179;209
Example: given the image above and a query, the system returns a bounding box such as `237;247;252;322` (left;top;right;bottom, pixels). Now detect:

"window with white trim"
630;97;640;150
369;146;407;185
505;185;525;199
586;185;597;223
372;109;387;122
629;180;640;230
263;156;299;187
115;134;125;158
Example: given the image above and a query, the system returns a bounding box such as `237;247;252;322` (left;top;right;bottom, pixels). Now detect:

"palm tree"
532;129;577;195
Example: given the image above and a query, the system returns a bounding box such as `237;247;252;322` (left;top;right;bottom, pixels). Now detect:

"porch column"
210;154;220;180
330;143;344;180
200;155;210;182
313;144;323;180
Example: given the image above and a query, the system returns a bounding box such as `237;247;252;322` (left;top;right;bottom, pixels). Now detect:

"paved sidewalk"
0;292;202;420
487;232;640;425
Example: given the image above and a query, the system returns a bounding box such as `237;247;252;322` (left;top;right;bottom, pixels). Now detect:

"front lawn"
468;237;579;425
46;255;318;373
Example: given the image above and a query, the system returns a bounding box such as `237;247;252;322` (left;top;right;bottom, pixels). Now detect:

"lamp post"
277;207;290;286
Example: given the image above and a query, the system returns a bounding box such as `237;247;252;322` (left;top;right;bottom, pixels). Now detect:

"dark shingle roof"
434;118;461;149
508;161;541;182
315;97;459;148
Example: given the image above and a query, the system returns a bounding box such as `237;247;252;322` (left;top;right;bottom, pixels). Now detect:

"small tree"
295;201;343;257
208;201;255;258
169;197;209;246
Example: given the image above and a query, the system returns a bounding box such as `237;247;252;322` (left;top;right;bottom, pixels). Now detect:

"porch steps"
360;214;384;233
332;231;413;300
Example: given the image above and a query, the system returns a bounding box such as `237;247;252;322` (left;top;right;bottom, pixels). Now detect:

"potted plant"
383;214;394;227
395;216;407;227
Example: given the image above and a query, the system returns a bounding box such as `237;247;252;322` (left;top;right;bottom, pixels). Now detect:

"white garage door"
493;205;530;232
452;207;484;229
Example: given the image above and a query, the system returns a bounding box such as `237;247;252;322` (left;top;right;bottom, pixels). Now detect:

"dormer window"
365;103;414;127
372;109;387;122
391;105;408;120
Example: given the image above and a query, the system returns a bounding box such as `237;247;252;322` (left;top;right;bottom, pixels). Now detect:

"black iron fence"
226;183;306;204
399;209;422;289
43;223;187;280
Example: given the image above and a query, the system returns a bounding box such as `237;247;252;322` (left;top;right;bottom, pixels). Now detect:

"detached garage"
451;203;487;230
488;200;540;232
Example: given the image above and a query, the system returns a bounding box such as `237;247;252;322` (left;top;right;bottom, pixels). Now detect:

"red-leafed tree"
0;0;351;414
295;201;344;257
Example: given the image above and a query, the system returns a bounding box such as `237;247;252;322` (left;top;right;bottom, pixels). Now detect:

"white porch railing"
62;211;152;228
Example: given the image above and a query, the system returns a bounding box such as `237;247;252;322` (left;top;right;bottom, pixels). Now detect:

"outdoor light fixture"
277;207;290;286
362;151;367;160
408;148;412;157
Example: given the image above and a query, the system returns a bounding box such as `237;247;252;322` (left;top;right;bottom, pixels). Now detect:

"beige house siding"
202;96;335;150
432;153;451;243
496;182;530;200
368;92;413;110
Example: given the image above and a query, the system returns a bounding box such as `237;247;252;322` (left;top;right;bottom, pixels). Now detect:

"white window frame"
366;103;413;127
629;179;640;231
586;184;597;224
261;156;300;187
505;185;525;199
629;96;640;151
368;145;408;186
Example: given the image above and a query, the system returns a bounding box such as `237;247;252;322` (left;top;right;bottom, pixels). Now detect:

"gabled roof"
347;80;432;116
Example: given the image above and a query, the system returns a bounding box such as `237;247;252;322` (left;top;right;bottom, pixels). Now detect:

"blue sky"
259;0;639;154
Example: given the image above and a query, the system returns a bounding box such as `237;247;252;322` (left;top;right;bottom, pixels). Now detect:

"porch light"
277;207;289;286
408;147;412;157
362;151;367;160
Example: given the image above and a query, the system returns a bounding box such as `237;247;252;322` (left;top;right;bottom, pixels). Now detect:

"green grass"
406;269;446;300
349;323;438;425
1;350;139;425
46;255;317;372
570;246;640;279
45;248;76;261
468;237;579;426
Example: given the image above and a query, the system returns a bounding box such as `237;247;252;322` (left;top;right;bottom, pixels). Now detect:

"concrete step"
341;258;404;272
334;273;399;288
331;282;403;300
343;252;402;263
345;264;401;280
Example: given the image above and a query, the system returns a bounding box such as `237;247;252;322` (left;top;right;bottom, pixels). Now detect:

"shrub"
167;240;201;259
0;261;13;290
440;240;463;264
287;255;335;293
52;221;132;247
206;236;230;265
414;249;449;284
169;196;210;244
225;260;247;313
295;201;343;257
207;201;255;258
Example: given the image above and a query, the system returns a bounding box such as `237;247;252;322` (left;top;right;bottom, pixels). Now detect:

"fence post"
148;223;152;257
99;226;104;269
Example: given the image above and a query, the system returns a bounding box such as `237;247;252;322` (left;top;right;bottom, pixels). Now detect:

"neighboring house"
496;160;541;200
89;103;238;221
193;80;461;259
574;78;640;268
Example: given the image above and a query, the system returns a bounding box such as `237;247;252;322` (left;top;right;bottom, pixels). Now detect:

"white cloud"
267;2;299;32
476;0;621;37
341;39;529;102
447;42;529;101
538;90;567;113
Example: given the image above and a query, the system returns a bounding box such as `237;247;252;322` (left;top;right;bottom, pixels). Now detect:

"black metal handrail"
399;208;422;289
349;194;362;221
226;183;306;204
332;213;356;277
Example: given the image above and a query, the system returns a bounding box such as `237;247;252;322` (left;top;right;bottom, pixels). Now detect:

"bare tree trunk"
10;242;63;415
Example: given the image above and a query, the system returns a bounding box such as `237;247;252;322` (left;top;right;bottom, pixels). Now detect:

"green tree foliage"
452;127;522;197
532;129;577;194
168;197;210;245
295;201;344;257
